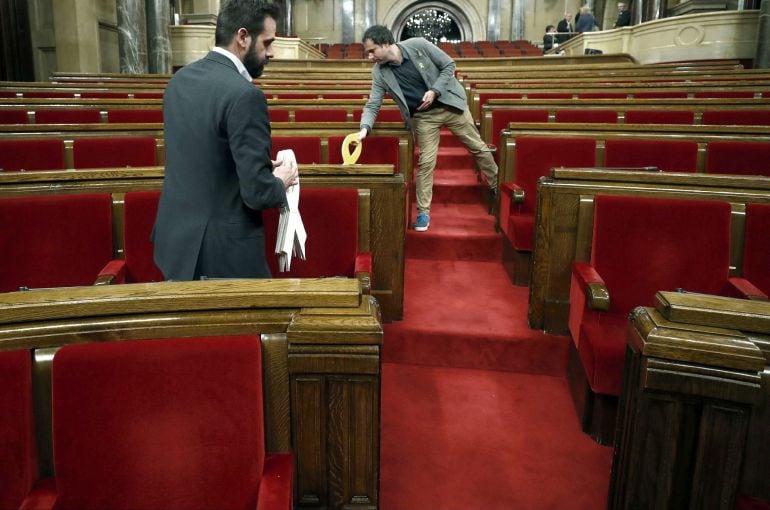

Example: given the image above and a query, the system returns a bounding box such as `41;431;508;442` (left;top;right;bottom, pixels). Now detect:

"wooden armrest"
501;182;525;204
355;252;372;295
572;262;611;311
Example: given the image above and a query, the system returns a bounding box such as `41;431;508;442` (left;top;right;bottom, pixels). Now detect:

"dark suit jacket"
557;19;573;43
152;51;287;280
615;10;631;27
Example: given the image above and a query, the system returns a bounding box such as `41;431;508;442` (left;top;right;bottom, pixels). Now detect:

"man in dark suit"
153;0;297;280
557;12;574;44
615;2;632;27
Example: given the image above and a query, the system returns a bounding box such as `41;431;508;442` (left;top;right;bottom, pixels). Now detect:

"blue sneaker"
414;212;430;232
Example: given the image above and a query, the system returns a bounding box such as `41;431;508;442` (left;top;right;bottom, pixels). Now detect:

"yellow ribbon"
341;133;363;165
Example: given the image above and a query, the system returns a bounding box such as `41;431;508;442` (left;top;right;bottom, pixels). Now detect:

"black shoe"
488;188;497;215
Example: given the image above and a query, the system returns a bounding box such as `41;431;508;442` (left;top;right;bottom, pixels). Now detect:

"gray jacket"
359;37;468;133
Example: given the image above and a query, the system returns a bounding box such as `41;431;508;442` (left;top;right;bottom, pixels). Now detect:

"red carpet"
380;130;612;509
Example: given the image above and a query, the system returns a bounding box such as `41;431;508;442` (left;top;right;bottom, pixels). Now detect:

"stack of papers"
274;149;306;272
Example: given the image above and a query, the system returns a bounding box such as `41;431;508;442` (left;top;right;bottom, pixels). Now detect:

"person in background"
543;25;559;53
352;25;498;233
575;5;598;32
557;12;574;43
615;2;632;27
153;0;298;280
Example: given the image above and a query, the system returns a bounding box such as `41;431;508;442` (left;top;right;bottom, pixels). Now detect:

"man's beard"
243;39;267;78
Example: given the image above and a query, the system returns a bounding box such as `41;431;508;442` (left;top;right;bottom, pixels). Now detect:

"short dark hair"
362;25;395;45
546;24;554;31
215;0;282;46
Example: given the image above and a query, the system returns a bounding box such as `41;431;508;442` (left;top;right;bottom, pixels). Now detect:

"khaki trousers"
412;105;498;213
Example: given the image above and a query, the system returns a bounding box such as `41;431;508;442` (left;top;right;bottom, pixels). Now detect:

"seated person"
615;2;631;27
543;25;559;53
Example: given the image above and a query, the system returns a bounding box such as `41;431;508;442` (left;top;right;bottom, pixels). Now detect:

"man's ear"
236;27;250;49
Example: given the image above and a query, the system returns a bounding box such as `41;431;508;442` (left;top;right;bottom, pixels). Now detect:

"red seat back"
107;109;163;123
294;109;348;123
705;141;770;176
604;139;698;172
513;136;597;213
0;194;113;292
743;203;770;295
491;110;549;146
328;135;400;173
73;137;157;169
35;109;101;124
591;195;732;314
0;349;36;510
123;191;164;282
0;109;27;124
268;109;290;123
353;109;402;122
0;139;65;171
701;110;770;126
271;136;322;164
263;188;359;278
52;336;265;510
554;109;618;124
624;110;694;124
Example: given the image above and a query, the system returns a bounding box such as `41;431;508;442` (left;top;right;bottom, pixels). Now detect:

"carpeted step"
425;172;486;204
435;146;476;168
407;203;501;261
380;363;613;510
384;259;568;376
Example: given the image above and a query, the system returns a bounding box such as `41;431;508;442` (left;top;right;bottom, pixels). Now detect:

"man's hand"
352;128;368;145
273;158;298;190
417;90;437;111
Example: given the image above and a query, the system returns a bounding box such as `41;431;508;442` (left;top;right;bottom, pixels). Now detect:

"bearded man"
153;0;297;280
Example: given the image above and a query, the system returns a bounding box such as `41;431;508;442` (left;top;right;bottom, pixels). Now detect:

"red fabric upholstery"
324;93;366;99
508;214;535;251
0;109;27;124
21;91;76;99
294;109;348;122
491;110;549;147
705;141;770;176
578;312;629;395
271;136;322;164
744;203;770;295
0;194;113;292
34;109;101;124
604;139;698;172
328;135;400;173
702;110;770;126
79;92;130;99
694;91;755;98
256;454;294;510
478;93;524;116
51;336;271;510
274;93;317;99
0;350;37;510
107;109;163;123
353;108;403;122
577;93;628;99
263;188;361;278
123;191;164;282
19;478;57;510
634;92;688;99
514;136;597;213
528;93;572;99
0;139;65;171
554;109;618;124
591;195;732;314
624;110;694;124
72;137;157;169
269;109;290;123
133;92;164;99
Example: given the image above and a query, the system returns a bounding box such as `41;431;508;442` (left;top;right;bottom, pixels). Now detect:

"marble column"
755;0;770;68
510;0;525;41
146;0;171;73
117;0;148;73
487;0;501;41
282;0;293;36
341;0;354;43
363;0;377;29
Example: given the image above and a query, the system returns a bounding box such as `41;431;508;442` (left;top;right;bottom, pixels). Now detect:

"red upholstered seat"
262;187;370;279
268;109;290;122
0;139;65;171
624;110;694;124
133;92;164;99
528;93;572;99
79;92;130;99
604;139;698;172
353;108;403;122
569;195;743;395
705;141;770;176
328;135;400;173
30;336;292;510
500;137;596;250
106;109;163;123
21;91;77;99
34;109;102;124
554;109;618;124
294;108;348;122
72;137;157;169
0;194;113;292
0;109;28;124
634;92;688;99
577;93;628;99
490;110;549;149
0;349;37;510
694;91;755;98
702;110;770;126
743;203;770;296
271;136;321;164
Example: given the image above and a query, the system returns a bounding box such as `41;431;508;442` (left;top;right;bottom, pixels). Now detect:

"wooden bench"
0;164;406;322
0;278;381;510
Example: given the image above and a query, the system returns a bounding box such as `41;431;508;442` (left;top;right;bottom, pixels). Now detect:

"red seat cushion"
107;109;163;123
634;92;688;99
52;336;265;510
694;91;755;98
0;350;36;510
743;203;770;296
491;110;549;147
0;139;65;171
73;137;157;169
0;194;114;292
0;109;28;124
706;141;770;176
271;136;321;164
268;109;290;123
701;110;770;126
578;312;628;395
35;109;101;124
328;135;400;173
604;139;698;172
294;109;348;122
624;110;694;124
353;109;402;122
554;109;618;124
123;191;164;282
263;188;359;278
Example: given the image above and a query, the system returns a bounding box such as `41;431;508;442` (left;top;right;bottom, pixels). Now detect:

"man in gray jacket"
354;26;498;232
